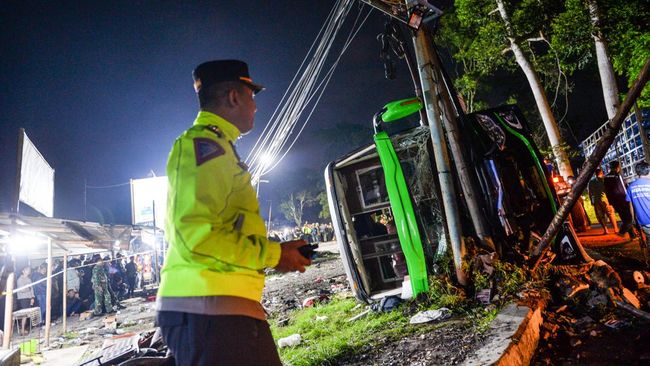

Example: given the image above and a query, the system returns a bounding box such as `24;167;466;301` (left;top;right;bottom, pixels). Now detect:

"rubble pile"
535;260;650;364
263;256;350;317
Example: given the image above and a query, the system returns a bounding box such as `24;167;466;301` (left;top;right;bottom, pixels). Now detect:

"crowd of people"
583;159;650;267
13;252;154;334
268;222;334;244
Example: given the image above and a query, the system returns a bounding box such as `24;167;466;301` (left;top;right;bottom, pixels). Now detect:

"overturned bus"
325;102;588;303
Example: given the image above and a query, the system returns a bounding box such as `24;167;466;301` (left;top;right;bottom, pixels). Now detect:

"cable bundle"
245;0;373;184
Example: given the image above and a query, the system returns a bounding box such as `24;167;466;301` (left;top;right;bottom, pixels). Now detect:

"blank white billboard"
18;131;55;217
130;176;167;227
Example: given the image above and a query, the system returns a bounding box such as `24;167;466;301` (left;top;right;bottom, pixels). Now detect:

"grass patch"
471;306;499;333
272;295;419;366
272;257;542;365
62;331;79;339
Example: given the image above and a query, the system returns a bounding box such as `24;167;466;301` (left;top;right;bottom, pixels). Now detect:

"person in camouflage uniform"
92;257;113;315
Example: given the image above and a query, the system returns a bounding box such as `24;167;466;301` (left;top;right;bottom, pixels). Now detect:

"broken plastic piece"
409;308;452;324
277;334;301;348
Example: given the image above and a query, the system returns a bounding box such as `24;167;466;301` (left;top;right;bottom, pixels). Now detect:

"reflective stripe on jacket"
157;111;281;302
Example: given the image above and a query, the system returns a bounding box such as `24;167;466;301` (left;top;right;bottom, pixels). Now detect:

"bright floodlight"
260;153;273;168
8;233;44;254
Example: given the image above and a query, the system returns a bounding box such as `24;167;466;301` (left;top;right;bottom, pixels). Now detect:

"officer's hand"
275;240;312;273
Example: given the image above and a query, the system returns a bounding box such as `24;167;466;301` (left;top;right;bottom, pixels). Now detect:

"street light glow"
8;233;44;254
260;153;273;168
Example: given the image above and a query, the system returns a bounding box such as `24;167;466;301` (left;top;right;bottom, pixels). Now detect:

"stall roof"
0;213;132;259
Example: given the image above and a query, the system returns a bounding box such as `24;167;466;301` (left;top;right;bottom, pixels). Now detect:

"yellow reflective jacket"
157;111;281;302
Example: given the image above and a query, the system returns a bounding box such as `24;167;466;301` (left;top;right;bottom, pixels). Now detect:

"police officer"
156;60;311;365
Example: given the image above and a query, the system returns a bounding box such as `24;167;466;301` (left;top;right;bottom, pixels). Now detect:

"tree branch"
526;36;545;43
533;56;650;257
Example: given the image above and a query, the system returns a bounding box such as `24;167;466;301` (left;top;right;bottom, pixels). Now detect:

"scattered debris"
347;309;372;322
603;318;628;330
371;296;403;312
409;308;452;324
556;275;590;300
277;334;302;348
475;289;492;304
476;253;497;275
103;315;118;330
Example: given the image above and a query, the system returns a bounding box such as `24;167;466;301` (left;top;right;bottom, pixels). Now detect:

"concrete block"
463;303;544;366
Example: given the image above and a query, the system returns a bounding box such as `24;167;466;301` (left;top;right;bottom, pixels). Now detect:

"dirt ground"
22;244;486;365
336;320;485;366
263;248;487;366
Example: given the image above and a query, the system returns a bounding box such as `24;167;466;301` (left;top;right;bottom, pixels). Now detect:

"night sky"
0;1;607;225
1;1;418;223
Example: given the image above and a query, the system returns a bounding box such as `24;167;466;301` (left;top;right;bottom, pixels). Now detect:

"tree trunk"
534;57;650;256
495;0;574;179
588;0;620;119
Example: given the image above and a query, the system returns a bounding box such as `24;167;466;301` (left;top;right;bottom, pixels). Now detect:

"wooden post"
44;238;52;347
62;252;67;334
534;57;650;256
2;272;15;349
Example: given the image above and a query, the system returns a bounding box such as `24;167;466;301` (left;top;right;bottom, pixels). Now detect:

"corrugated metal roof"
0;213;132;259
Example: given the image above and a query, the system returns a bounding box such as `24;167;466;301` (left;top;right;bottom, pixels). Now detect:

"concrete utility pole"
412;26;468;285
428;41;495;253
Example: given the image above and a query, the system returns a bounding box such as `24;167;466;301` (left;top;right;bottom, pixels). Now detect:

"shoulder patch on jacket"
193;138;225;166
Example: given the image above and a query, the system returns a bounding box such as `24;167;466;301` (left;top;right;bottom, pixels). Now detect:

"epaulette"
228;141;249;171
203;125;223;138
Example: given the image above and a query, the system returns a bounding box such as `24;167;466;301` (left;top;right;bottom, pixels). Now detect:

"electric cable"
246;0;355;179
85;182;131;189
260;7;374;175
246;0;373;183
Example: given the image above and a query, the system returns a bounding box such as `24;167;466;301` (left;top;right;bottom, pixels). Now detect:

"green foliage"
550;0;594;74
271;257;545;365
440;0;649;139
596;0;649;106
63;331;79;339
422;275;467;309
472;306;499;333
272;296;410;366
538;141;582;159
550;0;649;106
492;261;527;298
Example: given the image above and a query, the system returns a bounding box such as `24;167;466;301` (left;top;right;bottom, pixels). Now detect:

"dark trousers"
66;298;82;316
157;311;282;366
35;293;46;324
613;203;636;236
127;275;136;296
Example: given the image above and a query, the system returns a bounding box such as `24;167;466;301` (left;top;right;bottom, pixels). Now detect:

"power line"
245;0;371;183
85;181;130;189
